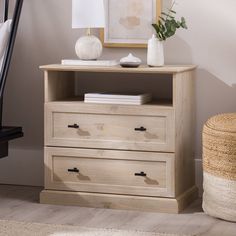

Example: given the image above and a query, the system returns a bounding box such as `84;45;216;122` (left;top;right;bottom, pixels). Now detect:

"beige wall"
0;0;235;186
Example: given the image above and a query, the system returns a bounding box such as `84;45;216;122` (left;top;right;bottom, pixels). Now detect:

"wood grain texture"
173;71;197;196
44;71;75;102
44;147;175;198
41;64;197;213
40;64;197;74
40;186;197;214
45;104;175;152
40;190;180;214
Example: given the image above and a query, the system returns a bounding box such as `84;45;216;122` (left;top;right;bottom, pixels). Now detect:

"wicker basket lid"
205;113;236;133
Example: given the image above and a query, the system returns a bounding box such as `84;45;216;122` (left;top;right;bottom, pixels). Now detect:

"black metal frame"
0;0;24;158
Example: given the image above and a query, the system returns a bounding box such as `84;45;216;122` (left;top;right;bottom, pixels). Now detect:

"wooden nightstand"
39;65;198;213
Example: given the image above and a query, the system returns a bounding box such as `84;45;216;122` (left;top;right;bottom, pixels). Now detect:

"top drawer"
45;103;175;152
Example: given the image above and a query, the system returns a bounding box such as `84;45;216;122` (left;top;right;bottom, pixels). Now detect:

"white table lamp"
72;0;105;60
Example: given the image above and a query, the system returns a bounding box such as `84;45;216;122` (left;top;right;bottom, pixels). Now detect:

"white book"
85;97;151;103
84;93;152;105
61;59;119;67
84;99;146;105
84;93;151;101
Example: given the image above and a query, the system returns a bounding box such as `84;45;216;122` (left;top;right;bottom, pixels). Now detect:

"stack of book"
84;93;152;105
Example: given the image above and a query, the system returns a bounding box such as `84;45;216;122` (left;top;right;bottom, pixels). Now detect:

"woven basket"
202;113;236;222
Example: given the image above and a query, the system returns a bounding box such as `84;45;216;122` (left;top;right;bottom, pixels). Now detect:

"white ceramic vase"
147;34;164;67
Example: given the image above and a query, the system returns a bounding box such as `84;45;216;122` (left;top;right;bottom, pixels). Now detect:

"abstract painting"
101;0;162;48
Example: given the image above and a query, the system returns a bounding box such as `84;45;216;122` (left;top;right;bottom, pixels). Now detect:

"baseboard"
195;159;203;196
177;186;199;211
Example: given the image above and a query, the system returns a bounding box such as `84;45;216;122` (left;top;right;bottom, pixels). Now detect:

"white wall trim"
195;158;203;196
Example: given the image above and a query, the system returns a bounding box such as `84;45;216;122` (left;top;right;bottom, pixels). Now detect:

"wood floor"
0;185;235;236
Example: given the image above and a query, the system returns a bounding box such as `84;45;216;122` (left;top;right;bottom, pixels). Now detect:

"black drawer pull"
68;168;79;173
135;126;147;132
135;171;147;177
68;124;79;129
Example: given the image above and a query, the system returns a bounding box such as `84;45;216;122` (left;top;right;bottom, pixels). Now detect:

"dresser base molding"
40;186;198;213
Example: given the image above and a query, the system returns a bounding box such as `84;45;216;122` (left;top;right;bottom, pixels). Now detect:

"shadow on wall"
165;36;193;64
195;69;236;157
3;0;76;150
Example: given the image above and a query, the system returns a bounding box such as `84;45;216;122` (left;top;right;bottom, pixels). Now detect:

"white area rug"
0;220;192;236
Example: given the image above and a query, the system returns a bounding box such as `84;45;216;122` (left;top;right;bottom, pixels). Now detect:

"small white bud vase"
147;34;164;67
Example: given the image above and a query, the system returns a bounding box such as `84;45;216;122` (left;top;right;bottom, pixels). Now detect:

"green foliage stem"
152;3;187;41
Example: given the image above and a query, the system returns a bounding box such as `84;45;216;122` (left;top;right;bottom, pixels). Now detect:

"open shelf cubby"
45;70;173;107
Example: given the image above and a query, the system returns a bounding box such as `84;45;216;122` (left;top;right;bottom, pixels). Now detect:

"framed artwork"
100;0;162;48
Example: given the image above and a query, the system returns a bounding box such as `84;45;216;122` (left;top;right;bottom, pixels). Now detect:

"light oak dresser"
40;64;197;213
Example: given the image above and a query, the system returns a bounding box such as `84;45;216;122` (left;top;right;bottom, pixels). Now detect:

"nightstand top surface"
40;64;196;74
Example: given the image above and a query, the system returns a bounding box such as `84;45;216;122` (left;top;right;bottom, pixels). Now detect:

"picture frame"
100;0;162;48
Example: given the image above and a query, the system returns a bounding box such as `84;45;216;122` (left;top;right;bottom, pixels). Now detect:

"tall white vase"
147;34;164;67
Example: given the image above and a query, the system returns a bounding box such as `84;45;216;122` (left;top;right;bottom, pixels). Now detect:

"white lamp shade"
72;0;105;29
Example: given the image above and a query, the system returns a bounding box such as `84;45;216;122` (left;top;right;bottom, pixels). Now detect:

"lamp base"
75;35;103;60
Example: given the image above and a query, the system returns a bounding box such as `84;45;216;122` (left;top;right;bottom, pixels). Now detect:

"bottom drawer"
45;147;175;197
